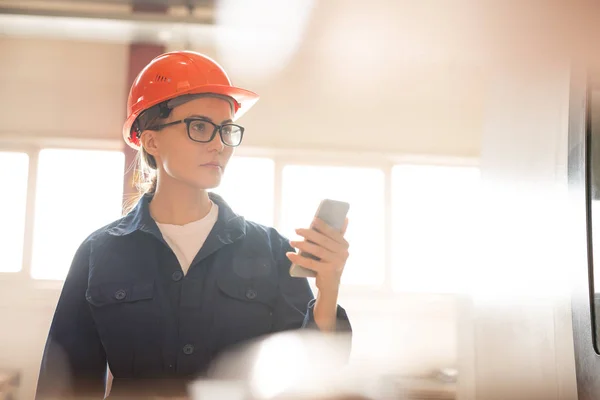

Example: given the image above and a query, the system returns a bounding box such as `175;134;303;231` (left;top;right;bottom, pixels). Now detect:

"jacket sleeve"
271;232;352;334
36;239;107;399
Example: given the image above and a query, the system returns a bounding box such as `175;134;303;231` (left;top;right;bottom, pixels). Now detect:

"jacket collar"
106;192;246;244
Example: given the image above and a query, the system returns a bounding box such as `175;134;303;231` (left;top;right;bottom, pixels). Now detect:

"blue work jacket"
36;193;351;399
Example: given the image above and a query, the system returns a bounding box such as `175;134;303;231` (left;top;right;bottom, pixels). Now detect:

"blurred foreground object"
189;330;365;400
0;369;19;400
189;331;455;400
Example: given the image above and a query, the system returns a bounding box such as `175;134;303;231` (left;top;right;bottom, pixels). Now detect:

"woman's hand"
286;217;349;296
286;217;349;331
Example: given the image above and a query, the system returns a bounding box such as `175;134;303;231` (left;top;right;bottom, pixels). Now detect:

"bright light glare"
470;181;571;302
214;0;315;82
392;165;481;293
0;152;29;273
250;334;309;399
188;380;246;400
31;149;124;280
210;157;275;226
281;165;385;286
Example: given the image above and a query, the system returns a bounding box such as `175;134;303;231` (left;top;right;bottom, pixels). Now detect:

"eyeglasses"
147;118;245;147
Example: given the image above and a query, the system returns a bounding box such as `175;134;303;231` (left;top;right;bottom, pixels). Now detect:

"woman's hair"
123;105;166;215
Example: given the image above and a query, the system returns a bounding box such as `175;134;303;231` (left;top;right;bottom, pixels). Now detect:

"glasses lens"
188;120;215;142
220;125;243;146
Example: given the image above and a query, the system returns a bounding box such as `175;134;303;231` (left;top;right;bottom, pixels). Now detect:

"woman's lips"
200;163;222;169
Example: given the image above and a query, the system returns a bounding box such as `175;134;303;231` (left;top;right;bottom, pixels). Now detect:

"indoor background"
0;1;588;399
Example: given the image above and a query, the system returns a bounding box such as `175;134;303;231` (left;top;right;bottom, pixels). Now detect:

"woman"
35;51;352;399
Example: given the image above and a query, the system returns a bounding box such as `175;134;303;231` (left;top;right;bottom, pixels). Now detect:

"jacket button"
171;271;183;282
182;344;194;355
114;289;127;300
245;289;257;300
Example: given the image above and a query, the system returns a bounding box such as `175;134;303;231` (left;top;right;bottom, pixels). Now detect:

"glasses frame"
147;118;245;147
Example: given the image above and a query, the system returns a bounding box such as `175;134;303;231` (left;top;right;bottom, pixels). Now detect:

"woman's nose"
207;131;225;152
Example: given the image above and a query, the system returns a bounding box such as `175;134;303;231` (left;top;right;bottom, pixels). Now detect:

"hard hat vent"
155;74;171;83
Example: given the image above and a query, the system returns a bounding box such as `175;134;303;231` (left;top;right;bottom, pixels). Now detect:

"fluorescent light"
0;11;214;45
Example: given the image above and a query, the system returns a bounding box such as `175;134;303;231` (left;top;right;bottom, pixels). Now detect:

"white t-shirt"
155;202;219;275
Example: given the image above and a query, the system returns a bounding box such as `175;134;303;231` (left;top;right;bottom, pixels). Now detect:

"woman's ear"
140;130;160;157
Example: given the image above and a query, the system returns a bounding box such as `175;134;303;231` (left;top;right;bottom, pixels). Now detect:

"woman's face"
141;97;235;190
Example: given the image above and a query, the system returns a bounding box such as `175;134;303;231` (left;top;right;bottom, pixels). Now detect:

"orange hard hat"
123;50;259;149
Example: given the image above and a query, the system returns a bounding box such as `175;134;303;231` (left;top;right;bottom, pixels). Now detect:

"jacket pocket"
85;280;157;378
85;280;154;307
214;262;278;346
217;274;278;308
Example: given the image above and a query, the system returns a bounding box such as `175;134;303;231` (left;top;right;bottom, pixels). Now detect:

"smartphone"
289;199;350;278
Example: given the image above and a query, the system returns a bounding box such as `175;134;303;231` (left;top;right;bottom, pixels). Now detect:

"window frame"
0;136;479;299
0;137;122;292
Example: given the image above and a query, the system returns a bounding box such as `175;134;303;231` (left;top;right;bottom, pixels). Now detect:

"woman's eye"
191;122;207;132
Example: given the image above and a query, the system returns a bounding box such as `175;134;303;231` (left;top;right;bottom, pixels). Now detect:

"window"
391;164;480;293
30;149;125;280
280;165;386;286
210;156;275;226
0;141;479;294
0;152;29;273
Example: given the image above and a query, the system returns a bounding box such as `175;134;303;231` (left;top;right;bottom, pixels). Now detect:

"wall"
0;39;129;141
191;0;486;156
455;61;578;400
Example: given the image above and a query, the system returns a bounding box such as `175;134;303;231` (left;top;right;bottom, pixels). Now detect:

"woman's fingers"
288;218;350;279
286;252;323;273
311;218;349;247
295;227;347;254
289;240;335;262
341;217;349;235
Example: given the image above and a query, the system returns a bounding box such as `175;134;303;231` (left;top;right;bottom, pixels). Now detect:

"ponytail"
123;107;164;215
